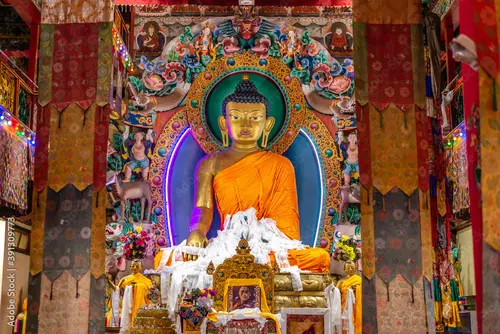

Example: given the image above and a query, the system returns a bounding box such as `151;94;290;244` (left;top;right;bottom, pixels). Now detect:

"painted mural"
105;6;358;279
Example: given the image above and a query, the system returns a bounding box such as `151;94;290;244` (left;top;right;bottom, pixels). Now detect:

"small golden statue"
107;260;153;325
336;261;362;334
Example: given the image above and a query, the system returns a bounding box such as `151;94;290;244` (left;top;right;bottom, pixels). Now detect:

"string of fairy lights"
444;122;465;148
112;26;133;72
0;106;35;146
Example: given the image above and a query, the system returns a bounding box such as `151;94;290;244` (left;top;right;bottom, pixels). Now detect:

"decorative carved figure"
114;172;152;223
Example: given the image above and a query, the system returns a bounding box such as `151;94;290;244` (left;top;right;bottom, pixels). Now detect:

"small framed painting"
280;308;330;334
227;285;261;311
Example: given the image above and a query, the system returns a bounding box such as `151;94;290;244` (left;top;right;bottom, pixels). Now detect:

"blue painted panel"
283;132;322;247
167;131;322;247
167;131;221;245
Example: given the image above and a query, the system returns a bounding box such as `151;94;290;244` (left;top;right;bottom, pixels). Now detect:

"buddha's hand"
185;229;208;261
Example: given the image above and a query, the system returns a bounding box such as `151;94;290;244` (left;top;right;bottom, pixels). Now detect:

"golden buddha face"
130;261;143;275
218;77;275;148
221;102;273;145
344;261;357;276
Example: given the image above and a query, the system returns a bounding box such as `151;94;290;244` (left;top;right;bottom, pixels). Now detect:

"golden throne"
200;238;334;333
207;238;334;313
207;238;277;313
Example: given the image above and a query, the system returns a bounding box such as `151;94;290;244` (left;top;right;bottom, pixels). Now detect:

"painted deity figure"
331;27;347;52
336;261;361;334
336;131;360;222
339;131;358;186
138;21;162;53
183;76;330;272
195;23;217;64
279;26;301;65
106;260;153;326
233;6;262;42
122;128;154;182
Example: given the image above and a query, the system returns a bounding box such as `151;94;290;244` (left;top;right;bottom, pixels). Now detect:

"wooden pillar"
27;1;113;333
28;23;40;83
463;0;500;332
353;1;434;332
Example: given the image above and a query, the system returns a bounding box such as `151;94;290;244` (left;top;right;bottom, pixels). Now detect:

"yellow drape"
153;249;174;270
105;294;115;327
118;273;153;322
337;274;362;334
214;151;330;273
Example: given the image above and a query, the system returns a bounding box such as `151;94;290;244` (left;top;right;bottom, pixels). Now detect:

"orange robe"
154;151;330;273
214;151;330;273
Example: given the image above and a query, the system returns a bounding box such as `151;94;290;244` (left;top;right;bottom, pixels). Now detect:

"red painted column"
459;0;482;332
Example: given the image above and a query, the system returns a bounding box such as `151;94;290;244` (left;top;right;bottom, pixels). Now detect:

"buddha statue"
107;259;153;325
336;261;361;334
183;75;330;272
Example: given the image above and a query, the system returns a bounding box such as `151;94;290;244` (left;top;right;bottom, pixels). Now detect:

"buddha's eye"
231;115;240;120
250;116;262;121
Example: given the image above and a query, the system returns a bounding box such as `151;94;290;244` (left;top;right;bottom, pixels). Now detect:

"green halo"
203;71;287;148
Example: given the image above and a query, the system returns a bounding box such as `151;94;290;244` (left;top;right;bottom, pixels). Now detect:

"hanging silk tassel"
58;110;64;128
408;196;412;212
386;281;390;301
50;281;54;300
492;78;497;111
411;284;415;303
76;280;80;298
96;192;99;208
382;196;386;212
379;111;383;128
403;111;408;129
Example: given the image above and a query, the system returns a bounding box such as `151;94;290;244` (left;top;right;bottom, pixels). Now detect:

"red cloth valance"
114;0;351;6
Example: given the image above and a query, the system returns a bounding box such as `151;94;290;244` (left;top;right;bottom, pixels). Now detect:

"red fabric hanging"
34;105;50;192
366;24;414;112
114;0;351;6
51;24;99;112
356;103;372;189
471;0;499;77
93;105;110;191
460;1;482;331
415;106;429;192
